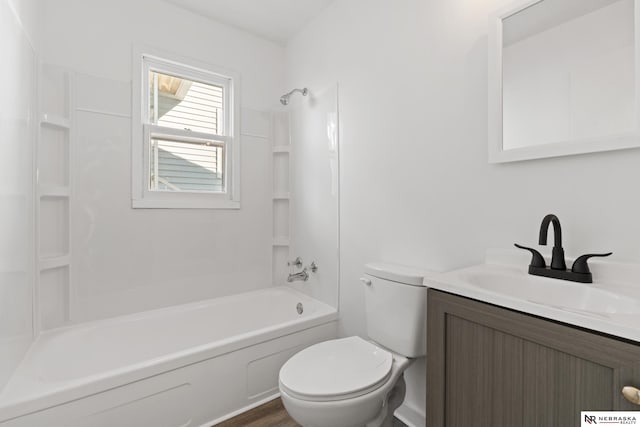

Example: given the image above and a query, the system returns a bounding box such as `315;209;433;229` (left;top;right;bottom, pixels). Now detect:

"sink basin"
458;266;640;314
426;251;640;342
432;264;640;316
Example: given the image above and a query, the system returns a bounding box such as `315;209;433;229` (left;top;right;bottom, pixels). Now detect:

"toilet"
278;263;427;427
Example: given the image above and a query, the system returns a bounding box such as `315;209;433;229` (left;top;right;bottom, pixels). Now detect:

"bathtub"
0;286;337;427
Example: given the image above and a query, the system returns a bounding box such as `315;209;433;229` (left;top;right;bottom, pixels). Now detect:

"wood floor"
215;398;409;427
215;399;300;427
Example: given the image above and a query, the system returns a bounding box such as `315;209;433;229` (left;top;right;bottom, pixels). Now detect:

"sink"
426;251;640;342
430;263;640;316
456;266;640;315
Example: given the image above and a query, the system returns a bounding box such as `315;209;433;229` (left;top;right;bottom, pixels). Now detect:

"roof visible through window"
149;71;224;135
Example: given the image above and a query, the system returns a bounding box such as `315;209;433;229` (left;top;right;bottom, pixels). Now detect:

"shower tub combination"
0;287;337;427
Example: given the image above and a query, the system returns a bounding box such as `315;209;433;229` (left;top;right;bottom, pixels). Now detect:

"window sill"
132;198;240;209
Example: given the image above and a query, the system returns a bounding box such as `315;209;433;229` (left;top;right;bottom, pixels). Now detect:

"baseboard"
395;402;425;427
202;392;281;427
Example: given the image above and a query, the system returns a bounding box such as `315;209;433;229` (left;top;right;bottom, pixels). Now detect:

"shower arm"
283;88;308;98
280;87;309;105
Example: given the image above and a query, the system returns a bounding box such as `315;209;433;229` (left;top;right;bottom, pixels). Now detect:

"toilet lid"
279;336;393;401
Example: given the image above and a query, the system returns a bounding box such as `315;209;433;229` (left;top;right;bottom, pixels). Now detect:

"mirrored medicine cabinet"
488;0;640;162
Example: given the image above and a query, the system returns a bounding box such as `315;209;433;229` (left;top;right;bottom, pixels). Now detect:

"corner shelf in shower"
273;192;290;200
39;185;70;198
40;113;71;129
36;66;75;331
272;146;291;154
272;237;290;247
39;255;71;272
271;111;292;286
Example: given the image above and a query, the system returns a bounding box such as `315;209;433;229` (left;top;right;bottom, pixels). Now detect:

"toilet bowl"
278;263;429;427
279;336;412;427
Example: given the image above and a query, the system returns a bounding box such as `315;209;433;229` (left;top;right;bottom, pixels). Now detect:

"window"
132;48;240;208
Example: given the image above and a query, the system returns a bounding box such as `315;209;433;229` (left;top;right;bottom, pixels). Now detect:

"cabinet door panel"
492;331;525;426
427;289;640;427
522;342;612;427
445;315;523;427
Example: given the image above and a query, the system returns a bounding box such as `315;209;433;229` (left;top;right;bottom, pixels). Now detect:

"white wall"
286;0;640;423
5;0;39;51
39;0;287;322
0;0;38;389
40;0;284;112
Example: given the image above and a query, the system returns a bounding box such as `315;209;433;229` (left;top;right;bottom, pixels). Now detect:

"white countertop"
424;249;640;343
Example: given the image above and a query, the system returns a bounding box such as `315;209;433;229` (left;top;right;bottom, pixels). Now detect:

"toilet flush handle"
360;277;372;286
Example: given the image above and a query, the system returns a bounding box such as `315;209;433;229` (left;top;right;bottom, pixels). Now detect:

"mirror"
489;0;640;162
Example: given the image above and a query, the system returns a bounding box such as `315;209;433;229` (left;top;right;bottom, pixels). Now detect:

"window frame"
132;46;240;209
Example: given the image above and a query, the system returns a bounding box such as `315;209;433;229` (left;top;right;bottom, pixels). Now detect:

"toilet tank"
362;263;428;358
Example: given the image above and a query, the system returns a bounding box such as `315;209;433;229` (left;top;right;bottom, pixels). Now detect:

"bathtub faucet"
287;268;309;282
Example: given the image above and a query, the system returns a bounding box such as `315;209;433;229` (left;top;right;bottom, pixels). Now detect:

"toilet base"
366;375;406;427
281;374;407;427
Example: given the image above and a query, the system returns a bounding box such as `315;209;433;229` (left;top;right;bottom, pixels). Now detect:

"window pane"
149;137;224;193
149;71;224;134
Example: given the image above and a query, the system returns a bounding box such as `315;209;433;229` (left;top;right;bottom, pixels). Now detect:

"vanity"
425;0;640;421
425;254;640;426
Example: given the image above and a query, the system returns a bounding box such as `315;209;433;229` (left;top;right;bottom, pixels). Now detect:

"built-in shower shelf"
273;193;290;200
40;113;71;129
272;237;290;247
272;146;291;154
39;254;70;272
36;67;75;332
39;185;70;198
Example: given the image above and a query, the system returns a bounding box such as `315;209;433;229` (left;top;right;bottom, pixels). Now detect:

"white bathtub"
0;286;337;426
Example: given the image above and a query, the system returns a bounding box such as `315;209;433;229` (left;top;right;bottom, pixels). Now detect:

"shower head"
280;88;308;105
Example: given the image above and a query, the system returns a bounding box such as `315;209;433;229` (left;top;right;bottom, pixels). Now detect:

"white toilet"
278;263;427;427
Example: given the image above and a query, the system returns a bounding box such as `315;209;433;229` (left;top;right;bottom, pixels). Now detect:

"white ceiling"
164;0;335;45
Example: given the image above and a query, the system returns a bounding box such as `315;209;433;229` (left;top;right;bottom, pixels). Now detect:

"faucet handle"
571;252;612;274
307;261;318;273
514;243;546;268
288;257;303;269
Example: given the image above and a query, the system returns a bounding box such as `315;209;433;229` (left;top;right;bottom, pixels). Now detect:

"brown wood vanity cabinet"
426;289;640;427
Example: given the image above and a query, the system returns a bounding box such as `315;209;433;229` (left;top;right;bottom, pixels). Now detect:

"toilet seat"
279;336;393;402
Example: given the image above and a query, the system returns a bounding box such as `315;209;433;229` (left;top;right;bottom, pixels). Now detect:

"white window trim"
131;45;241;209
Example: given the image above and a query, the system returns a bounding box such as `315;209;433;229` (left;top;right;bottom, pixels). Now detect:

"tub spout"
287;268;309;282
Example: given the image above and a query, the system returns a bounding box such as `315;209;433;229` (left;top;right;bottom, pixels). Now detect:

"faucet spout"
539;214;562;248
287;268;309;282
538;214;566;270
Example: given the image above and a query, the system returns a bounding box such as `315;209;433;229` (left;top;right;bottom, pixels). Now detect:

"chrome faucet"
287;268;309;282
